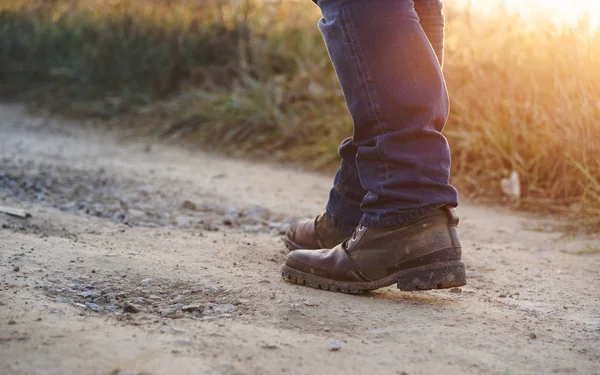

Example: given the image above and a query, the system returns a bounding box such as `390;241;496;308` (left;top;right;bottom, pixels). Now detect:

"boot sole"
281;260;467;294
283;234;303;251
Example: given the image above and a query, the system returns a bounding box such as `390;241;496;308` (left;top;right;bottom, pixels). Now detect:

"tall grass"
1;0;599;229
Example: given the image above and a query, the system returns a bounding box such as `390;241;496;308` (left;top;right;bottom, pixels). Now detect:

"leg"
321;0;457;228
325;0;448;233
281;0;465;292
414;0;446;67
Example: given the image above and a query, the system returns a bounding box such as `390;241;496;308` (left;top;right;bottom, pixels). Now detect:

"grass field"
1;0;599;229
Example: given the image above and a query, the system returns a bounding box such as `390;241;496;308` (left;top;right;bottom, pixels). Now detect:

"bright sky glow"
459;0;600;30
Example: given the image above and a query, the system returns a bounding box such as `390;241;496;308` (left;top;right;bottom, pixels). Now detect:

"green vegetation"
1;0;599;229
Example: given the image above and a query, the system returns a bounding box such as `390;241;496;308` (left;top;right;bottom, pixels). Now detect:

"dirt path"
0;104;599;375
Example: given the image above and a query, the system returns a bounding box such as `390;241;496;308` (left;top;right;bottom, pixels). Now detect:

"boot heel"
396;260;466;291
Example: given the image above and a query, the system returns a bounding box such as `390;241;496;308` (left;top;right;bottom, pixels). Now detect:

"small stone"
242;224;263;233
182;303;202;312
8;320;16;325
304;300;319;307
180;200;197;211
93;296;107;305
261;343;277;349
122;301;141;313
498;294;507;298
450;287;462;293
132;297;148;305
203;304;236;316
78;290;101;299
161;307;180;316
140;278;152;287
13;266;20;272
242;206;270;220
173;339;192;346
529;333;537;340
169;303;185;310
171;327;186;335
328;339;342;351
323;327;331;332
91;269;96;273
110;369;137;375
85;302;102;312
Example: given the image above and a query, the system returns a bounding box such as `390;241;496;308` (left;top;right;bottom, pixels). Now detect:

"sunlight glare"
462;0;600;30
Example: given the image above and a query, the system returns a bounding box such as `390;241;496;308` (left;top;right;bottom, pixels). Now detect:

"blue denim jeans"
316;0;459;234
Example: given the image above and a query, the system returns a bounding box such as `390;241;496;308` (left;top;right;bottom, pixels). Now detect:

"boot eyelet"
358;225;365;232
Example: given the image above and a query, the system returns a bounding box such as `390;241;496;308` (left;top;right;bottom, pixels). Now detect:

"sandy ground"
0;104;599;375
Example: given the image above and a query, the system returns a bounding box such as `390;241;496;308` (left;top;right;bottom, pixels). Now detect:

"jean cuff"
359;203;449;228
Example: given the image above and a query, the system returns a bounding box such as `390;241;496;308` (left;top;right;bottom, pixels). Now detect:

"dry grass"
1;0;599;230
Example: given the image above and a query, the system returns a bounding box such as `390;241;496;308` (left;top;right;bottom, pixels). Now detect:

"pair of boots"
282;207;466;293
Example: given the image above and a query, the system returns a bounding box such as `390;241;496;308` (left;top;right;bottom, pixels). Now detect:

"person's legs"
321;0;456;230
281;0;465;292
324;0;449;235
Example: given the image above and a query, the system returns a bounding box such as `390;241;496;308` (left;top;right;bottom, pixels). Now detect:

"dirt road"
1;104;599;375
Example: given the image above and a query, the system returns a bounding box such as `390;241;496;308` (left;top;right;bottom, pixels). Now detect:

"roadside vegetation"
1;0;599;229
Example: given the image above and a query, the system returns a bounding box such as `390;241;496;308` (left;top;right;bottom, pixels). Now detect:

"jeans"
315;0;458;234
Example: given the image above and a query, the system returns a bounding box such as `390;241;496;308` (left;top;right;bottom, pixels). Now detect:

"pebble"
180;200;197;211
182;303;203;312
78;290;101;299
13;266;20;272
169;303;185;310
8;320;16;325
160;307;180;316
123;301;141;313
450;287;462;293
85;302;103;312
93;296;107;305
132;297;148;305
172;340;192;346
242;206;270;220
140;278;152;287
110;370;138;375
203;304;236;316
170;327;186;335
170;295;185;303
328;340;342;351
529;333;537;340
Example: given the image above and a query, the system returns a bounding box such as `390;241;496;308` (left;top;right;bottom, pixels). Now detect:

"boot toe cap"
284;249;329;278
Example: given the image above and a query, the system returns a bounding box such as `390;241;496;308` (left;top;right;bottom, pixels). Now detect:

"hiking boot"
281;206;466;293
283;211;349;251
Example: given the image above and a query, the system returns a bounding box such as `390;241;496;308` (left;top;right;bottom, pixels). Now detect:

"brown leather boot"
283;211;349;251
281;206;466;293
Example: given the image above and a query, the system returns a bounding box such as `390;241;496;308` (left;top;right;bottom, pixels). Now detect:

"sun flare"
463;0;600;30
